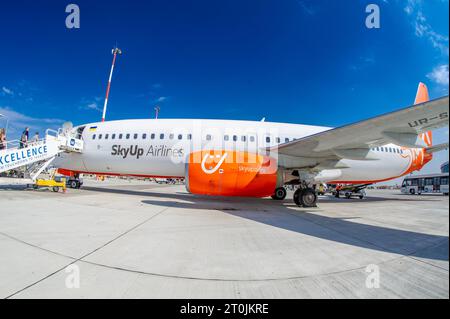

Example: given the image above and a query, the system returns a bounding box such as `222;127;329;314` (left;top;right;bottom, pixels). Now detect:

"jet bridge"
0;128;83;184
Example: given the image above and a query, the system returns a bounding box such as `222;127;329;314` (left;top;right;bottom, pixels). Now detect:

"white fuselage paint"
54;119;421;183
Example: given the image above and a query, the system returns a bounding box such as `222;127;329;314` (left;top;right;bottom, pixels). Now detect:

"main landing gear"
293;187;317;208
271;187;287;200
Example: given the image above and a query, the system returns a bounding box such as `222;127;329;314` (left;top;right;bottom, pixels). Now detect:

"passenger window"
98;134;102;139
169;134;174;140
92;134;96;140
233;135;237;142
206;134;212;141
151;133;155;139
285;138;289;143
118;134;123;139
126;134;130;139
187;134;192;140
160;133;164;139
105;134;109;139
134;134;138;139
178;134;182;140
241;136;246;142
224;135;229;141
276;137;280;143
266;136;270;143
142;133;147;139
112;134;116;140
250;136;255;142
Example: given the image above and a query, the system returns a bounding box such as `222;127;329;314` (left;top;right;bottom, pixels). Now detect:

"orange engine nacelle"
186;150;278;197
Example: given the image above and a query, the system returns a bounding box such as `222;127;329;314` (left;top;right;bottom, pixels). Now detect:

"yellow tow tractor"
33;174;66;193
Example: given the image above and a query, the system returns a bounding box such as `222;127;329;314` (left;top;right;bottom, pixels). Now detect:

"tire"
334;191;340;198
300;188;317;207
410;189;415;195
271;187;287;200
293;189;302;206
52;187;59;192
359;195;364;199
70;180;78;189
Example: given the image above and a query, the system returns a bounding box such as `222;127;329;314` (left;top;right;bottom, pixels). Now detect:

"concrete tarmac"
0;180;448;298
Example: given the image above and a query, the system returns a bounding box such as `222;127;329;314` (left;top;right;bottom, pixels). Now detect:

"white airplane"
55;83;449;207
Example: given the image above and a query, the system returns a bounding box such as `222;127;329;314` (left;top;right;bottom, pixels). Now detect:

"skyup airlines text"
111;145;184;159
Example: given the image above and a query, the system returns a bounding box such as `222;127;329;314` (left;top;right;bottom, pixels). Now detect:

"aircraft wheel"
293;189;302;206
301;188;318;207
410;189;415;195
271;187;287;200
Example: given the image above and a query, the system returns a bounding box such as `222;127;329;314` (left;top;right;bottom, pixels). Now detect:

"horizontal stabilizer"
425;142;449;154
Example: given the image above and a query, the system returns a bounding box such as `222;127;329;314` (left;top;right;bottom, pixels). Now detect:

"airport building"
442;161;449;173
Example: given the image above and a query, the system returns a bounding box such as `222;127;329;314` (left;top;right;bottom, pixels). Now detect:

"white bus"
401;173;449;196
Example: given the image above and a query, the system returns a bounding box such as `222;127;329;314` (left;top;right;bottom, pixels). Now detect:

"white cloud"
86;102;102;112
1;86;14;96
156;96;167;102
0;106;66;139
404;0;449;56
349;56;376;71
79;98;103;113
297;0;316;16
427;64;449;87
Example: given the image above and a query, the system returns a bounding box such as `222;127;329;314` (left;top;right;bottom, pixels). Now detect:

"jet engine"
185;150;279;197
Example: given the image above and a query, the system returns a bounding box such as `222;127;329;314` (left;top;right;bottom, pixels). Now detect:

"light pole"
101;47;122;122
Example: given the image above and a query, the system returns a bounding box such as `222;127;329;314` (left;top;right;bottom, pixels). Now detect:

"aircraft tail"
414;82;433;147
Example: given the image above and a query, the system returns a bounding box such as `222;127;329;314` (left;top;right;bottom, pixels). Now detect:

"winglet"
414;82;433;147
414;82;430;104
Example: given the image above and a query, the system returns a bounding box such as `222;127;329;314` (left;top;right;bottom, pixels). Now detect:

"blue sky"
0;0;448;179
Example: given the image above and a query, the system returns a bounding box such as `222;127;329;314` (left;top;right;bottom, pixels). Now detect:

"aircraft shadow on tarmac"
82;186;449;262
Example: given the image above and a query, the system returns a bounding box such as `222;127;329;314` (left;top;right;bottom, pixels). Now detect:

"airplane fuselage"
55;118;430;185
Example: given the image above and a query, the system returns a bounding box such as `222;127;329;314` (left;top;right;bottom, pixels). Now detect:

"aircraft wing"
271;96;449;163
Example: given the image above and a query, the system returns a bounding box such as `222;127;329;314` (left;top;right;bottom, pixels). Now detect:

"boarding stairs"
0;128;83;185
